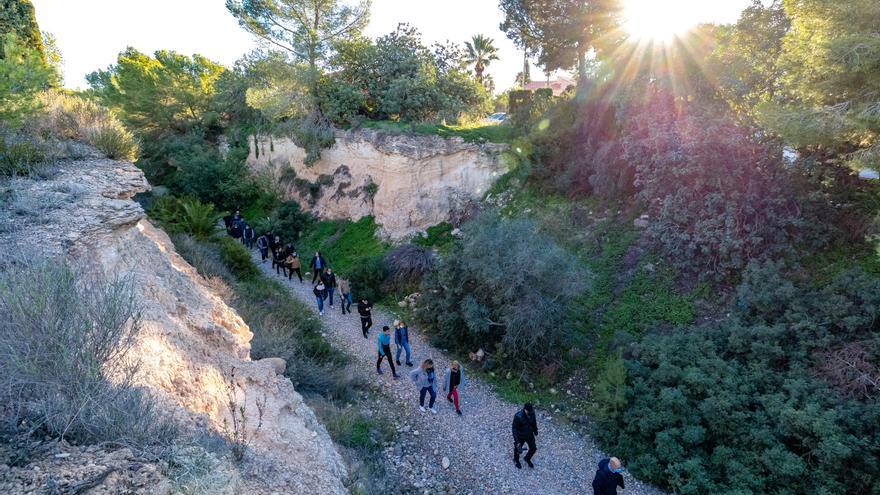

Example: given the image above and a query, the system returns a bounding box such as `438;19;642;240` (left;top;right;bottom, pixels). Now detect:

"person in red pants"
442;360;466;416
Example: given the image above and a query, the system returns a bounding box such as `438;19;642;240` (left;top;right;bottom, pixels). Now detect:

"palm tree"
464;34;500;84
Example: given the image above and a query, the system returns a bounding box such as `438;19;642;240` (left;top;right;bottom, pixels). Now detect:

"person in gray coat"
442;360;466;416
410;359;437;414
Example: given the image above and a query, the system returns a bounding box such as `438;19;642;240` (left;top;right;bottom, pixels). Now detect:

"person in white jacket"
442;360;466;416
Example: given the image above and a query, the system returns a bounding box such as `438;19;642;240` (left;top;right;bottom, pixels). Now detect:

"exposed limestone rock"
0;151;348;494
247;129;508;239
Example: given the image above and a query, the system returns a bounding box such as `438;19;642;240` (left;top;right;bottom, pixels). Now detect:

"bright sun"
622;0;700;42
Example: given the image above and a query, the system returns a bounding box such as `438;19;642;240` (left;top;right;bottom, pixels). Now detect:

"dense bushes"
416;212;589;363
0;260;176;453
626;92;802;279
594;261;880;494
527;88;807;280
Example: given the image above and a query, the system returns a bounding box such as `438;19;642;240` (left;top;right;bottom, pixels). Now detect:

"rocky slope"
0;147;348;494
247;129;507;239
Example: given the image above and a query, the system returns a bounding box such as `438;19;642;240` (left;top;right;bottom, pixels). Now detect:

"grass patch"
359;120;515;144
299;216;389;276
411;222;454;251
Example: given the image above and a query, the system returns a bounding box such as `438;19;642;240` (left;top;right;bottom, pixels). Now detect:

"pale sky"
32;0;753;92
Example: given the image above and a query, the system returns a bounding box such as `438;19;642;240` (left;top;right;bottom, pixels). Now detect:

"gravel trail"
253;255;667;495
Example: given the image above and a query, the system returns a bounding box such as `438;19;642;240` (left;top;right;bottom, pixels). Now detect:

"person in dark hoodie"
242;224;255;248
273;244;288;277
310;251;327;283
512;403;538;469
592;457;625;495
256;233;269;262
357;298;373;338
230;219;243;241
321;267;337;307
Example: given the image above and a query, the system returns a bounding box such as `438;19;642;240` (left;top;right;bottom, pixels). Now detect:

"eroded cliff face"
0;149;347;494
247;129;508;239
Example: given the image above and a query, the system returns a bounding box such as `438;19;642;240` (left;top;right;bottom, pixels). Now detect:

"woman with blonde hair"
409;358;438;413
443;360;466;416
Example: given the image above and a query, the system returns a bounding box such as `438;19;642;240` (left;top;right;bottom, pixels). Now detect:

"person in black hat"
512;402;538;469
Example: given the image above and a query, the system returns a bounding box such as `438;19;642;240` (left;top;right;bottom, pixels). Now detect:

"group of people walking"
373;322;465;417
224;209;628;493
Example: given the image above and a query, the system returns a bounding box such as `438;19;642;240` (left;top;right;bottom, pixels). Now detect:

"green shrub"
0;128;44;175
0;34;53;125
87;121;139;160
0;260;177;453
417;212;590;364
596;261;880;494
347;254;388;303
217;237;259;281
149;196;220;239
412;222;454;249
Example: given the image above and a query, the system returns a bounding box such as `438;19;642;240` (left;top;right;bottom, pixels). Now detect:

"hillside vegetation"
4;0;878;493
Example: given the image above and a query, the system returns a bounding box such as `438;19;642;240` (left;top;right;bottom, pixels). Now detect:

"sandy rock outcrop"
247;129;508;239
0;150;348;494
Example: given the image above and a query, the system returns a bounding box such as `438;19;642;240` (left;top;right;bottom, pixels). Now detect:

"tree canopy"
499;0;620;83
87;48;226;135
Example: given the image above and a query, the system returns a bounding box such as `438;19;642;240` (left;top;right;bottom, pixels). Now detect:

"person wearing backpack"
285;247;302;282
591;457;625;495
410;359;438;414
442;360;466;416
394;320;413;367
376;326;399;378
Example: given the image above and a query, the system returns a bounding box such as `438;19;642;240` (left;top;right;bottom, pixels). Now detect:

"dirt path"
253;255;666;495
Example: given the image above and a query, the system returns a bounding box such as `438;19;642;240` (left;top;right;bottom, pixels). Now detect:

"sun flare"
622;0;700;42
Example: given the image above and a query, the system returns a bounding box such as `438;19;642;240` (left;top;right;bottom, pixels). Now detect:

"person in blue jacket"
394;320;413;367
376;326;399;378
592;457;625;495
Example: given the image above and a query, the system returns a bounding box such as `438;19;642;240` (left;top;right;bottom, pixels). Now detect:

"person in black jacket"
512;403;538;469
310;251;327;283
242;224;255;248
321;268;337;307
357;298;373;338
592;457;625;495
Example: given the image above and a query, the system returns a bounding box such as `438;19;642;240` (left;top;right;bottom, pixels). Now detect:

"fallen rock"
260;357;287;375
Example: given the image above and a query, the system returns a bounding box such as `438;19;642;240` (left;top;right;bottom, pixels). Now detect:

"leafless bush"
222;367;266;463
0;259;177;452
815;342;880;400
384;244;435;289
